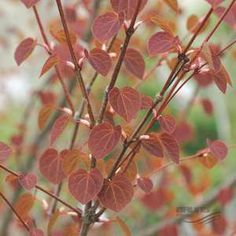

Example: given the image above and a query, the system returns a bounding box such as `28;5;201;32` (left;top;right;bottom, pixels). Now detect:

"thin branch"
0;191;30;232
55;0;95;126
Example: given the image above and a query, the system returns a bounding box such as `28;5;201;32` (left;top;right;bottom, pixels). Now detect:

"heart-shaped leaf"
86;48;112;76
98;174;134;212
88;122;121;159
124;48;145;79
208;140;228;160
92;11;124;42
68;168;104;204
39;148;66;184
18;172;37;190
158;115;176;134
137;177;153;193
109;87;141;122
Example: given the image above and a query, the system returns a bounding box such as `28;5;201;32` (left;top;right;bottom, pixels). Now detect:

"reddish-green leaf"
124;48;145;79
39;148;66;184
14;38;37;65
21;0;40;8
50;114;71;145
92;12;124;42
0;142;12;162
141;134;164;158
40;55;58;77
86;48;112;76
18;172;37;190
208;140;228;160
88;122;121;159
158;115;176;134
137;177;153;193
98;174;134;212
68;168;103;204
198;153;218;169
147;31;177;56
109;87;141;122
160;132;179;163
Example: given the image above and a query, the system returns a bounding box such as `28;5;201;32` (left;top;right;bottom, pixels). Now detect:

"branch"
55;0;95;126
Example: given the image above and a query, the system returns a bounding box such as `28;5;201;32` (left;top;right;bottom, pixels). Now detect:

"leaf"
88;122;121;159
116;216;132;236
137;177;153;193
20;0;40;8
109;87;141;122
163;0;179;13
14;193;35;220
186;15;199;33
92;11;124;42
39;148;66;184
63;149;90;175
50;114;71;145
151;15;176;35
111;0;148;20
29;228;44;236
208;140;228;160
198;153;218;169
18;172;37;190
158;115;176;134
124;48;145;79
147;31;177;56
50;24;77;45
202;42;221;72
201;98;214;115
141;95;153;109
119;161;137;182
160;132;180;163
0;142;12;162
14;38;37;65
38;104;55;130
40;55;58;77
98;174;134;212
141;134;164;158
86;48;112;76
68;168;103;204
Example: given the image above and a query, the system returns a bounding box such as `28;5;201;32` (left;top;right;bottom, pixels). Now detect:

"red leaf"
158;115;176;134
158;224;178;236
160;132;180;163
29;228;44;236
217;187;233;206
68;168;104;204
137;177;153;193
38;104;55;130
92;12;124;42
141;134;164;158
86;48;112;76
14;38;37;65
98;174;134;212
208;140;228;160
147;31;177;56
194;71;213;87
20;0;40;8
173;121;194;143
141;95;153;109
0;142;12;162
50;114;71;145
202;42;221;72
88;122;121;159
124;48;145;79
111;0;148;19
40;55;58;77
18;173;37;190
39;148;66;184
201;98;214;115
109;87;141;122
